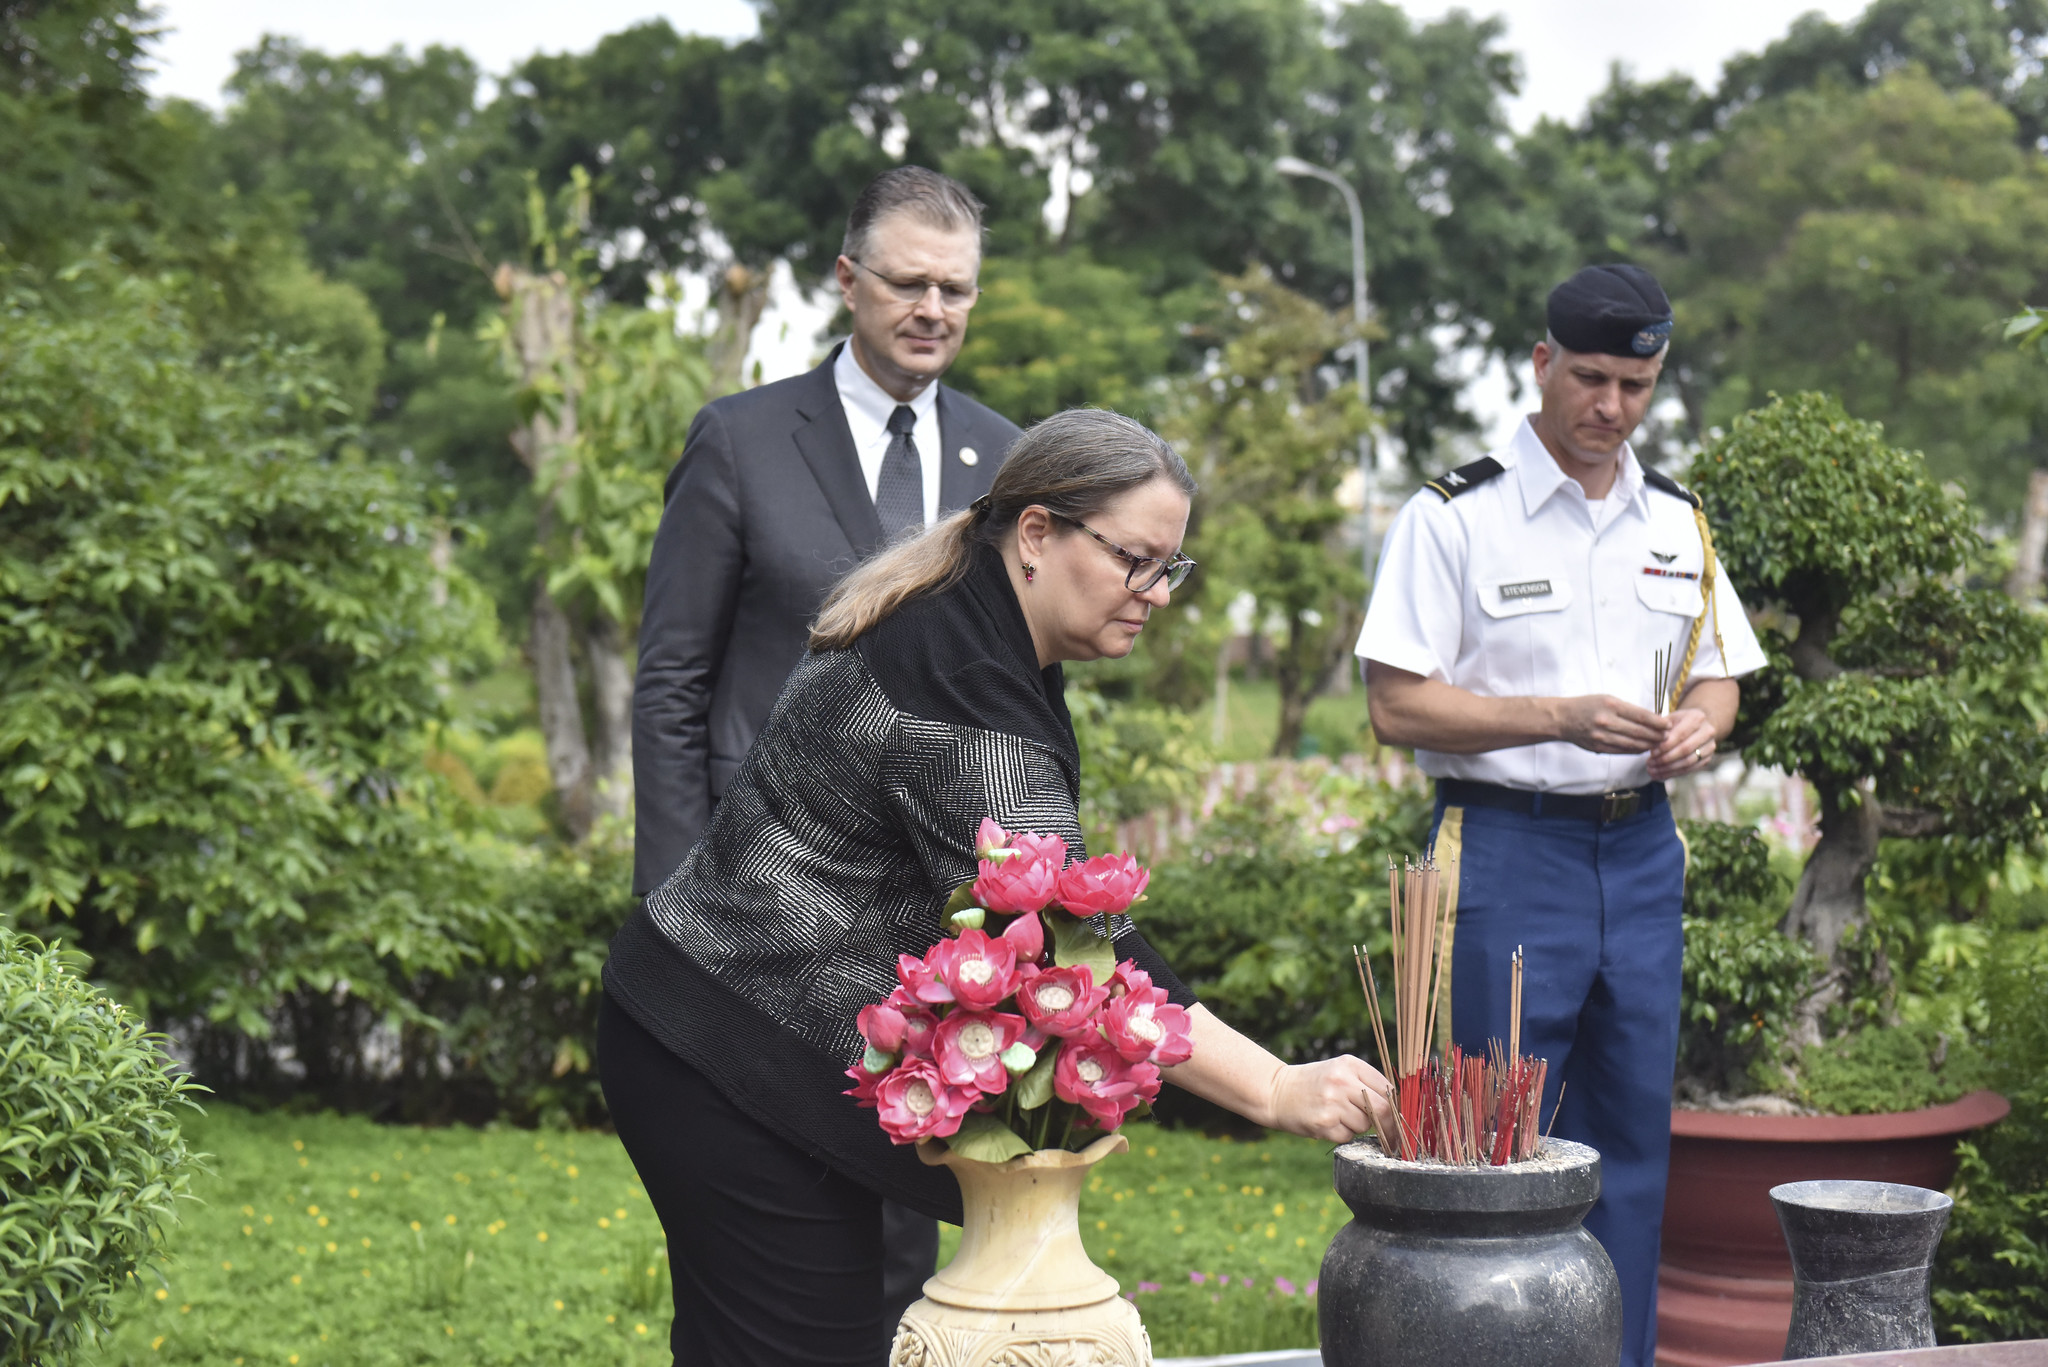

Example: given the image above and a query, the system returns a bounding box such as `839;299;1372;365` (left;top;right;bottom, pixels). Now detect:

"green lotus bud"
1000;1042;1038;1074
949;907;987;930
861;1045;896;1074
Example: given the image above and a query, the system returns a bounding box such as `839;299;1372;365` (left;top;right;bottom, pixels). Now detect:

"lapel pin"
958;446;979;467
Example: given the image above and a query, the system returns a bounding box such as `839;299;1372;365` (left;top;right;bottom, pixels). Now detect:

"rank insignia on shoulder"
1642;467;1702;509
1425;456;1507;502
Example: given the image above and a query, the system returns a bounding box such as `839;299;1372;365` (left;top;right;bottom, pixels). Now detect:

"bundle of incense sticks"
1352;864;1553;1165
1652;644;1679;715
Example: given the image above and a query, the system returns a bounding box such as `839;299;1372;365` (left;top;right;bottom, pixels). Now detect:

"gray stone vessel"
1771;1179;1953;1359
1319;1138;1621;1367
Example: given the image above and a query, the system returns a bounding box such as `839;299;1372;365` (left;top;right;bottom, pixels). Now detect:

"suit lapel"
791;345;884;557
936;387;981;513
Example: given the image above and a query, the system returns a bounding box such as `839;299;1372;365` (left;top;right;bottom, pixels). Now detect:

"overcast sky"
148;0;1871;126
143;0;1871;447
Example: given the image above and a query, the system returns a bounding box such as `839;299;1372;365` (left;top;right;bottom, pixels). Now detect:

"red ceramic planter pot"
1655;1091;2010;1367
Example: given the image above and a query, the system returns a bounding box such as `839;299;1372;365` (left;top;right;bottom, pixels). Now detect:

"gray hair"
840;166;985;262
810;409;1196;650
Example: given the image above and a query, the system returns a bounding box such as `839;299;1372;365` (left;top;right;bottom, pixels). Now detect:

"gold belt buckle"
1600;789;1642;823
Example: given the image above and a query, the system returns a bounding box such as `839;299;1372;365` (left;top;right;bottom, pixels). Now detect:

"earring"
1023;563;1036;583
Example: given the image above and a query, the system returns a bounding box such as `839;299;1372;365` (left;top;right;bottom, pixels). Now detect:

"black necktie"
874;404;923;541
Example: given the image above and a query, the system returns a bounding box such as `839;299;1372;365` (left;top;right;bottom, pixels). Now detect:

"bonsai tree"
1690;392;2048;1037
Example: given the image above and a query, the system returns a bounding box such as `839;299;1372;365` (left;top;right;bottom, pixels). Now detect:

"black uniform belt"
1436;778;1667;825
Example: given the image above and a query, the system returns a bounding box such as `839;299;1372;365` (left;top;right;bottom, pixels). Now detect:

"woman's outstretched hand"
1266;1056;1397;1144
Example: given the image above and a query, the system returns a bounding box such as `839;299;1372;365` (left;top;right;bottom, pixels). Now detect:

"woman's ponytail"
808;506;985;650
808;409;1194;652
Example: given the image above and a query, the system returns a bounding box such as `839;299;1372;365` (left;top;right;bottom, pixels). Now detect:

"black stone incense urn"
1319;1137;1621;1367
1770;1179;1953;1359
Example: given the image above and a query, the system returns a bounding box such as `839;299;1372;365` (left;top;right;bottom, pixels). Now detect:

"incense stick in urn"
1352;859;1556;1165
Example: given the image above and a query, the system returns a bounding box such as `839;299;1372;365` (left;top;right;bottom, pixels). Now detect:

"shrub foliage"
0;263;507;1038
0;932;203;1362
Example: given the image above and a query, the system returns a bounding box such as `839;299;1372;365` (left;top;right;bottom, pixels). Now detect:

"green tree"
0;261;507;1037
1691;392;2048;1033
212;36;511;343
1676;69;2048;511
1166;270;1369;758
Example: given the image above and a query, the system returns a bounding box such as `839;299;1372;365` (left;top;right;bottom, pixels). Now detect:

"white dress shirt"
1357;416;1769;795
834;341;942;528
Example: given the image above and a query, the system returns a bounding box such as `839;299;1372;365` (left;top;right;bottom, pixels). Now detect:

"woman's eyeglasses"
1057;514;1197;593
848;257;981;311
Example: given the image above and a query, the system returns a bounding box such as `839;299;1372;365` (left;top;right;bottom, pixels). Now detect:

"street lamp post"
1275;155;1375;580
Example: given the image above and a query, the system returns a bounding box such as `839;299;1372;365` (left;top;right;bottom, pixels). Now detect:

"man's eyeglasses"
848;257;981;311
1057;514;1197;593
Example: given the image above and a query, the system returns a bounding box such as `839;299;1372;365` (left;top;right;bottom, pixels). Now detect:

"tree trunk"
497;264;594;839
1780;781;1883;1045
585;609;634;827
530;587;594;841
1270;602;1365;759
2006;469;2048;601
707;262;770;395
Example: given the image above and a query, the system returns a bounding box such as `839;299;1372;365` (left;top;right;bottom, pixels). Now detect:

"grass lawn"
88;1106;1337;1364
1210;674;1370;763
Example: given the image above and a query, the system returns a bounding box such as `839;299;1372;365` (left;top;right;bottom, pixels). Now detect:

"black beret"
1547;264;1672;358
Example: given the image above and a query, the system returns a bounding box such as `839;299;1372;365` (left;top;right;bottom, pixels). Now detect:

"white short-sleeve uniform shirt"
1356;417;1769;796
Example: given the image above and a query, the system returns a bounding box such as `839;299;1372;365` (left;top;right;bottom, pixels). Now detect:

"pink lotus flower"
1054;853;1149;916
896;951;955;1006
856;1002;907;1054
870;1057;978;1144
971;853;1061;915
883;989;938;1058
1015;963;1108;1038
843;1062;884;1105
933;1009;1027;1094
1108;961;1156;1000
926;929;1019;1010
1010;831;1069;866
975;817;1013;861
1001;909;1045;963
1102;981;1193;1066
1053;1036;1158;1129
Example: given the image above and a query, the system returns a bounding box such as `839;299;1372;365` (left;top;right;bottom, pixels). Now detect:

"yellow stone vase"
889;1131;1152;1367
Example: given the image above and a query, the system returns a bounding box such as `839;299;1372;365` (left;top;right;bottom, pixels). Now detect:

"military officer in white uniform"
1357;264;1769;1367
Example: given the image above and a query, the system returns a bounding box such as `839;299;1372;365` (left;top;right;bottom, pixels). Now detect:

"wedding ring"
1692;747;1703;760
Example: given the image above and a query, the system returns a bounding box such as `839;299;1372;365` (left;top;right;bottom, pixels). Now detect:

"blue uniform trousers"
1429;793;1685;1367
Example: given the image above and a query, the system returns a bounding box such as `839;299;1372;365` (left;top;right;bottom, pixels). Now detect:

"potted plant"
1657;393;2035;1366
847;821;1188;1367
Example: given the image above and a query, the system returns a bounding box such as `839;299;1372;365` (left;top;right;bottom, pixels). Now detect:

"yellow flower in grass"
635;1324;648;1336
444;1214;457;1226
554;1299;565;1311
151;1336;164;1351
307;1206;319;1217
241;1204;254;1216
410;1221;422;1232
155;1288;167;1301
537;1231;549;1242
292;1140;304;1152
291;1275;302;1286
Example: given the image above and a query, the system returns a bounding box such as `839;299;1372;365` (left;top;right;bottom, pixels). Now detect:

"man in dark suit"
630;165;1019;1329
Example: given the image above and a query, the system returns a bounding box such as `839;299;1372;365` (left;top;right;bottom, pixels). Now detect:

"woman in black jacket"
600;408;1394;1365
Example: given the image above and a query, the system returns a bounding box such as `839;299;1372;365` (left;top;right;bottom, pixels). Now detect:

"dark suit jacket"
632;344;1021;895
